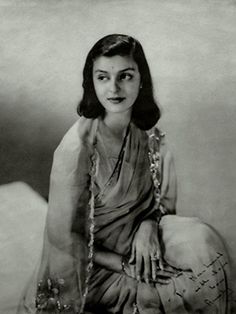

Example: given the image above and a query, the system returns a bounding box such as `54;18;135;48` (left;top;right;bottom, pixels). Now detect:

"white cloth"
0;182;47;314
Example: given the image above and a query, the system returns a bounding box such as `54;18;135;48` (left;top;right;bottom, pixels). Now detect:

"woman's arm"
46;119;95;252
159;148;177;215
93;245;123;273
129;133;178;284
37;118;97;307
93;245;139;281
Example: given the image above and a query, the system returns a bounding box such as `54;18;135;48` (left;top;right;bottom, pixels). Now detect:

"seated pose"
19;34;231;314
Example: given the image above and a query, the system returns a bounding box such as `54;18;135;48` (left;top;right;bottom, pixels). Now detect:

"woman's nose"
109;78;120;93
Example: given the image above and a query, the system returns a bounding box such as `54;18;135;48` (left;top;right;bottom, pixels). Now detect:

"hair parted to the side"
77;34;161;130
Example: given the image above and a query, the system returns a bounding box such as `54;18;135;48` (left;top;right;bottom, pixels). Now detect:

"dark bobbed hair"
77;34;160;130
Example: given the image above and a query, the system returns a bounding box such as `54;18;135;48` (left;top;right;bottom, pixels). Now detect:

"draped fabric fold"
17;118;98;313
18;117;230;314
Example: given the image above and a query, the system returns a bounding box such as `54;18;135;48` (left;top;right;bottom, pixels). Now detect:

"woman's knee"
161;216;218;248
189;220;223;250
161;216;228;268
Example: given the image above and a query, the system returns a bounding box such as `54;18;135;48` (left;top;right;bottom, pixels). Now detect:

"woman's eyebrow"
94;70;108;73
119;67;135;72
94;67;135;73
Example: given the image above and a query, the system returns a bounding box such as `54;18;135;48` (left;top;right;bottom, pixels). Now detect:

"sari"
18;117;231;314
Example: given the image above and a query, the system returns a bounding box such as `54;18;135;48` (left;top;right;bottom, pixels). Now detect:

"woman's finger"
161;262;183;276
150;250;161;281
130;264;136;279
144;256;151;284
151;259;157;281
129;244;136;265
135;252;142;281
154;277;171;285
155;269;173;278
158;255;164;271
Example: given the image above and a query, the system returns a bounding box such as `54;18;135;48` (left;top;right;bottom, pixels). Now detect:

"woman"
19;34;231;314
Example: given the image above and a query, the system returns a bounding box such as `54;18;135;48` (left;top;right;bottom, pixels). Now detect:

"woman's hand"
121;256;136;279
93;242;179;285
129;220;166;284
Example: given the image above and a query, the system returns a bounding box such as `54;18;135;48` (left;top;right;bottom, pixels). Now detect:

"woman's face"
93;55;141;115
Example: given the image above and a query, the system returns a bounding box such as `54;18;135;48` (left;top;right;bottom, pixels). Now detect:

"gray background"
1;0;236;301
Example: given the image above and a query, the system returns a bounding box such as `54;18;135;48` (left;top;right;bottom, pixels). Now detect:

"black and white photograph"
0;0;236;313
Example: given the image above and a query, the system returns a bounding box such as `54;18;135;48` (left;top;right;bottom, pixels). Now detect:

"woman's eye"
119;73;133;81
97;75;108;81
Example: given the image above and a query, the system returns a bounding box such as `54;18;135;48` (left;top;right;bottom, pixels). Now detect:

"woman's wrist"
93;245;133;277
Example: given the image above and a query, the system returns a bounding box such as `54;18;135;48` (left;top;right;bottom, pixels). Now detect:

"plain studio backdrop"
0;0;236;311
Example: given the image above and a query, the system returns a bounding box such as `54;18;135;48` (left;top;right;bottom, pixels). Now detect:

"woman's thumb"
159;255;164;270
129;245;136;264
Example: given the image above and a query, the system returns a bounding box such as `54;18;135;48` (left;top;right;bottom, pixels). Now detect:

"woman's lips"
107;97;125;104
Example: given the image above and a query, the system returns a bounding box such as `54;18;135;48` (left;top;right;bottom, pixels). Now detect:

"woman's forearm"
93;245;123;273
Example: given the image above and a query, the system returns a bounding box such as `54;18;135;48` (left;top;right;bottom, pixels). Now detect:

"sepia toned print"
0;1;236;313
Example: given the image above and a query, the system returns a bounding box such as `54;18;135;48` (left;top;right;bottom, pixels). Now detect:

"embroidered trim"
80;150;97;314
148;128;167;217
35;278;72;312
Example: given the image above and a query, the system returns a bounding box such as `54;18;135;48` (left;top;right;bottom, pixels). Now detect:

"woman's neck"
103;110;131;138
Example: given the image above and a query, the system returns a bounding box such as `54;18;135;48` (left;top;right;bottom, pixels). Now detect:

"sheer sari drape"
17;118;98;313
18;117;230;314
